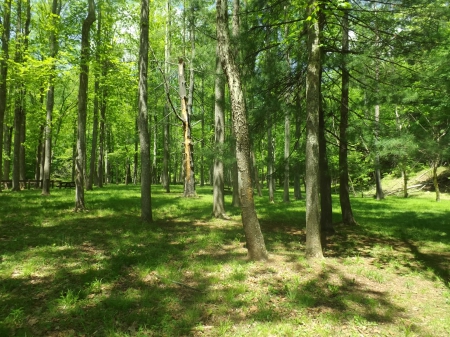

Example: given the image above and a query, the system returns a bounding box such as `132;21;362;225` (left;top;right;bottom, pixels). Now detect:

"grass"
0;184;449;336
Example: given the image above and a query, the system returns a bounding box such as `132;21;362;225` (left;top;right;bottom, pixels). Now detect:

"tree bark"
294;94;303;200
161;0;171;192
138;0;152;221
178;59;196;197
42;0;61;195
87;5;102;191
319;92;333;235
267;123;274;203
0;0;11;192
213;49;226;218
283;108;290;203
432;161;440;202
339;6;357;224
97;71;107;188
305;0;324;259
217;0;268;261
75;0;96;211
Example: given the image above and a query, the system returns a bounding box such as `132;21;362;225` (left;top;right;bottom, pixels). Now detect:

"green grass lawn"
1;184;449;336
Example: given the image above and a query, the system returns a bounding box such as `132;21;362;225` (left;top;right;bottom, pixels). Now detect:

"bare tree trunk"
217;0;268;261
294;94;302;200
138;0;152;221
267;124;274;203
374;21;384;201
231;161;240;207
133;119;138;184
305;0;323;259
0;0;11;192
161;0;171;192
97;79;107;188
283;109;290;202
178;59;196;197
432;161;440;202
87;5;101;191
252;151;262;197
319;88;333;235
12;0;24;191
43;0;61;195
374;104;384;200
213;50;226;218
339;6;357;224
75;0;96;211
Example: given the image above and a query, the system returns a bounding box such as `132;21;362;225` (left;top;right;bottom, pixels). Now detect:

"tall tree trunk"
319;91;333;235
305;0;323;259
200;78;205;187
178;59;196;197
12;0;24;191
138;0;152;222
339;6;357;224
133;118;138;184
97;74;107;188
213;49;226;218
87;5;102;191
293;94;302;200
0;0;11;192
267;123;274;203
252;151;262;197
161;0;171;192
75;0;96;211
374;104;384;200
284;109;290;203
374;21;384;201
43;0;61;195
217;0;268;261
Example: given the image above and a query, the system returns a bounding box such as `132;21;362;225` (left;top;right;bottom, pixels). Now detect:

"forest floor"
0;183;449;336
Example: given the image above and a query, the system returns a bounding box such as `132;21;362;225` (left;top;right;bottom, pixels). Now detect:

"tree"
75;0;96;211
0;0;12;191
42;0;61;196
212;46;227;218
305;0;323;259
216;0;268;261
338;4;357;225
138;0;152;222
178;58;196;197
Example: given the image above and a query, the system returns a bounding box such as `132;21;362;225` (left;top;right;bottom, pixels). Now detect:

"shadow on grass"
1;187;448;335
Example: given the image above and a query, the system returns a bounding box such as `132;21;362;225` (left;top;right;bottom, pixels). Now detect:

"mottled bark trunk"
178;59;196;197
213;51;226;218
138;0;152;221
217;0;268;261
75;0;95;211
339;7;357;224
305;0;323;259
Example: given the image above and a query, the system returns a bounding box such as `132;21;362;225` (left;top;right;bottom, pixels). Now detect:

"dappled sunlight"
1;186;449;335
